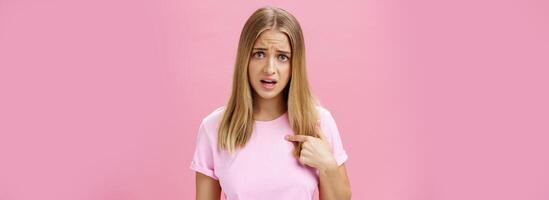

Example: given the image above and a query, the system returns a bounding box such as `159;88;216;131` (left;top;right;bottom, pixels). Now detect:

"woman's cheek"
283;65;291;79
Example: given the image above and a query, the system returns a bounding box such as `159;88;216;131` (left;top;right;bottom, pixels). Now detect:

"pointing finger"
285;134;310;142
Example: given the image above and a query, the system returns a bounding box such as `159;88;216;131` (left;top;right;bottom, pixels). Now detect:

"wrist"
319;158;338;173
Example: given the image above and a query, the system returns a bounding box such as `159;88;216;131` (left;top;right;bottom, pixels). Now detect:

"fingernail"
285;135;289;140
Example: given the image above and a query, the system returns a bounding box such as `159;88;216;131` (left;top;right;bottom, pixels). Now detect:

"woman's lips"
260;79;277;90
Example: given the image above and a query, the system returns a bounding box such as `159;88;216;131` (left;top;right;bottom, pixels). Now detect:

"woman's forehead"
254;30;291;51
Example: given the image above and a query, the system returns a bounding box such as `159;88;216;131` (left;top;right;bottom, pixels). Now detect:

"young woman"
190;6;351;200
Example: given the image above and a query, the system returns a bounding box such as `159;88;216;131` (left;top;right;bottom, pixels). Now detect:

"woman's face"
248;29;292;100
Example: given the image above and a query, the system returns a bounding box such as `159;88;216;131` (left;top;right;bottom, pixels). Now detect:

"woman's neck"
252;93;287;121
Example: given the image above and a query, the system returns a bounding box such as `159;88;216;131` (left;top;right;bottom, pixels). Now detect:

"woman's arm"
318;163;352;200
196;172;221;200
286;131;352;200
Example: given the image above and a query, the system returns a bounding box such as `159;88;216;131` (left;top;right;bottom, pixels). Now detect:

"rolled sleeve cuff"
190;161;218;180
334;151;348;166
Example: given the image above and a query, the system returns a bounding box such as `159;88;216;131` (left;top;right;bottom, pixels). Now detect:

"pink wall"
1;0;548;199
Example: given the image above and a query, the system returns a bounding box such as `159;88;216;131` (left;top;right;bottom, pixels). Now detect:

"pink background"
1;0;548;199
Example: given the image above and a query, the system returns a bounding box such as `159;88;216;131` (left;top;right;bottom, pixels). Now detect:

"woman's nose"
264;57;276;75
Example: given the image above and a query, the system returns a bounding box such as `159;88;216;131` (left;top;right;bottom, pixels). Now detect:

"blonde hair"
218;6;319;157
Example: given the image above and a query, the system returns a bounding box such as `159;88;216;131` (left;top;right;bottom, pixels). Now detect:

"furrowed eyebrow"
252;48;291;55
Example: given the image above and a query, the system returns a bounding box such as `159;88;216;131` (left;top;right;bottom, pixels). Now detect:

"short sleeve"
321;110;349;166
190;120;219;180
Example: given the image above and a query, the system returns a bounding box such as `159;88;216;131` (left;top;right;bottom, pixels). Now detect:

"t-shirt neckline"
254;111;288;125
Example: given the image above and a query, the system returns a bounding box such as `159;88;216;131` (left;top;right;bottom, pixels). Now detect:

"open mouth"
260;79;277;89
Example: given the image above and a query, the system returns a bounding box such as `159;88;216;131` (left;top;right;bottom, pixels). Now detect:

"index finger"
285;134;311;142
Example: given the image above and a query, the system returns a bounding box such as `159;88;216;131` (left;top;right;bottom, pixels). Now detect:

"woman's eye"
278;55;289;62
253;52;265;59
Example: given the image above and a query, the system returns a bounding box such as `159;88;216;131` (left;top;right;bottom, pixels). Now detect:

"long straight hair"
218;6;319;157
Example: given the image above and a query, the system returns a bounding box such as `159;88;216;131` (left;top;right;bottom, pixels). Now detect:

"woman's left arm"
318;163;352;200
286;125;352;200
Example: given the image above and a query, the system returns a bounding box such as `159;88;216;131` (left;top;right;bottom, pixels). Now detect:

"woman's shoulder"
200;106;226;127
315;105;333;118
315;105;339;129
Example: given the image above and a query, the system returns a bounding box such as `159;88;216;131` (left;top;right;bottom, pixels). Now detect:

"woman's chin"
255;90;281;100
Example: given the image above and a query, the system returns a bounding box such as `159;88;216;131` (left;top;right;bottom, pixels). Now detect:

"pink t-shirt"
190;106;348;200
